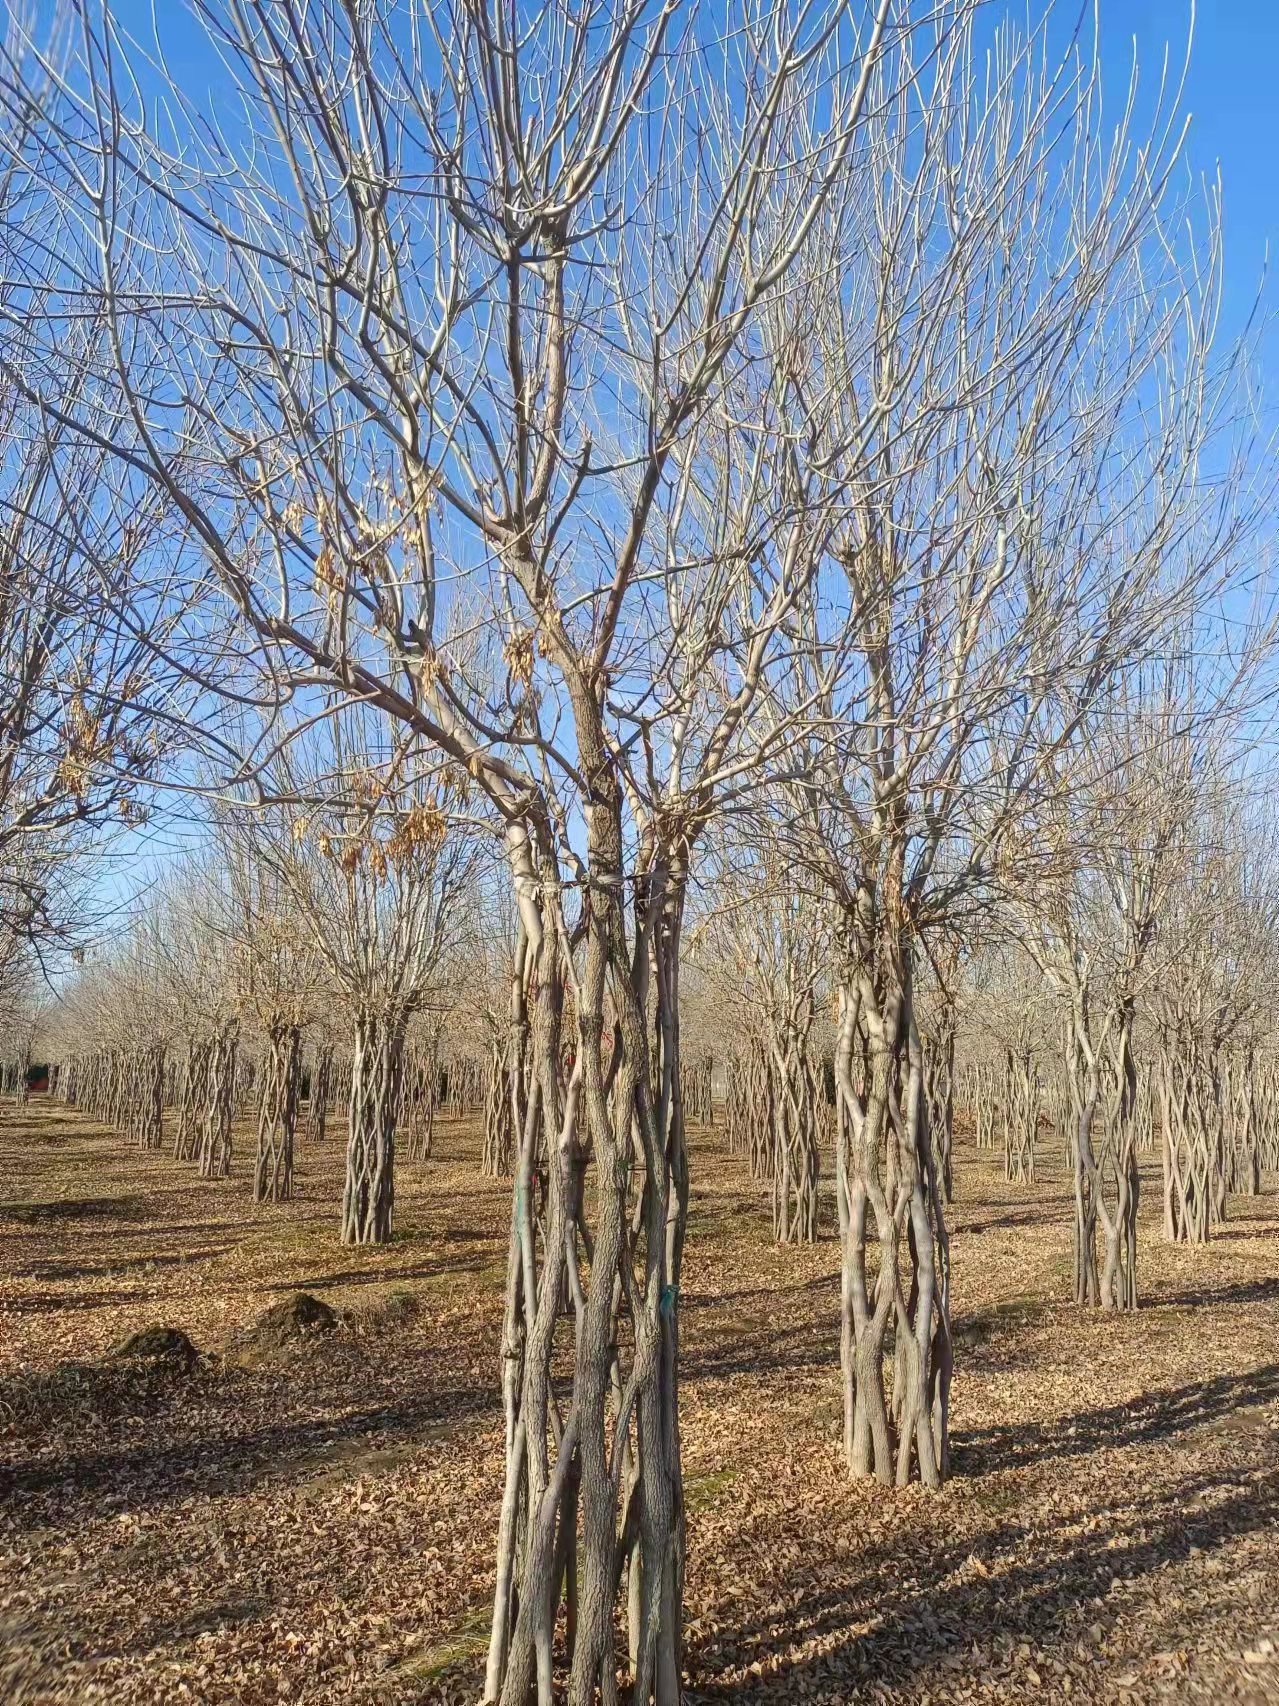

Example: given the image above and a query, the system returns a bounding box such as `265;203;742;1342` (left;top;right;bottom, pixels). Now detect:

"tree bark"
341;1009;405;1244
135;1045;165;1152
924;1017;955;1202
832;884;951;1489
174;1040;210;1161
1003;1047;1038;1184
403;1036;437;1164
198;1026;238;1180
254;1020;300;1202
482;1025;519;1177
769;1030;819;1244
1064;997;1138;1310
305;1041;334;1141
484;813;688;1705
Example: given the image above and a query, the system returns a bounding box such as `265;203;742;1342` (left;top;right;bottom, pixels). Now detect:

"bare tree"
138;863;244;1178
1007;653;1260;1308
5;0;1274;1689
228;710;478;1243
765;4;1264;1483
0;13;181;972
696;847;830;1242
0;0;919;1692
1150;792;1279;1240
214;819;326;1201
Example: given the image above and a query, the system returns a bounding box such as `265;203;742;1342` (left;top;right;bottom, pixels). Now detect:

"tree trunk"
305;1041;334;1141
1158;1042;1224;1244
769;1029;819;1244
13;1041;31;1107
255;1020;300;1202
973;1061;997;1151
482;1026;519;1177
724;1054;747;1157
136;1045;165;1152
680;1055;713;1127
403;1037;437;1164
484;816;687;1705
1003;1048;1037;1184
198;1026;237;1180
924;1017;955;1202
341;1010;405;1244
832;889;950;1490
744;1038;773;1182
174;1040;210;1161
1065;1000;1138;1310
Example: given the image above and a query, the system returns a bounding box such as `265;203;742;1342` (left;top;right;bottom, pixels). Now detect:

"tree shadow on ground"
952;1361;1279;1476
265;1249;494;1294
4;1287;173;1316
949;1205;1055;1235
0;1195;150;1224
18;1247;233;1282
683;1272;838;1314
1;1589;276;1685
683;1318;840;1384
1;1356;495;1533
1154;1277;1279;1309
684;1448;1279;1701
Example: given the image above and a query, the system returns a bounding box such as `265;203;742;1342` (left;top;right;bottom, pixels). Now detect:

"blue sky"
112;0;1277;345
71;0;1279;943
1099;1;1277;351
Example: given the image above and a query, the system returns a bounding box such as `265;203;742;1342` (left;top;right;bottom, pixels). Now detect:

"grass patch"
686;1466;739;1514
954;1295;1050;1347
397;1603;490;1682
353;1284;423;1331
964;1475;1027;1515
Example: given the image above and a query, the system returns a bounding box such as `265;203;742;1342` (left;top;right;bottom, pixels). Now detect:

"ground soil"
1;1101;1277;1704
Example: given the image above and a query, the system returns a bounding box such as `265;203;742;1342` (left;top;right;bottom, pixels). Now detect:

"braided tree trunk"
973;1061;997;1150
482;1027;518;1177
1256;1059;1279;1174
724;1054;747;1156
133;1045;165;1151
235;1051;258;1117
403;1037;437;1164
1003;1047;1038;1184
441;1053;484;1117
680;1055;713;1127
924;1014;955;1203
740;1038;773;1181
108;1051;128;1130
174;1040;211;1161
1064;997;1138;1310
342;1009;405;1245
483;819;688;1706
1224;1055;1260;1197
1158;1042;1226;1244
198;1026;238;1180
305;1041;334;1141
769;1026;820;1244
255;1020;301;1202
833;890;951;1489
13;1041;31;1107
1133;1065;1156;1155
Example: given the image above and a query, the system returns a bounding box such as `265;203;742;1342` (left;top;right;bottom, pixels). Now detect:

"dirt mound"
1;1340;197;1434
108;1325;200;1368
246;1291;339;1349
